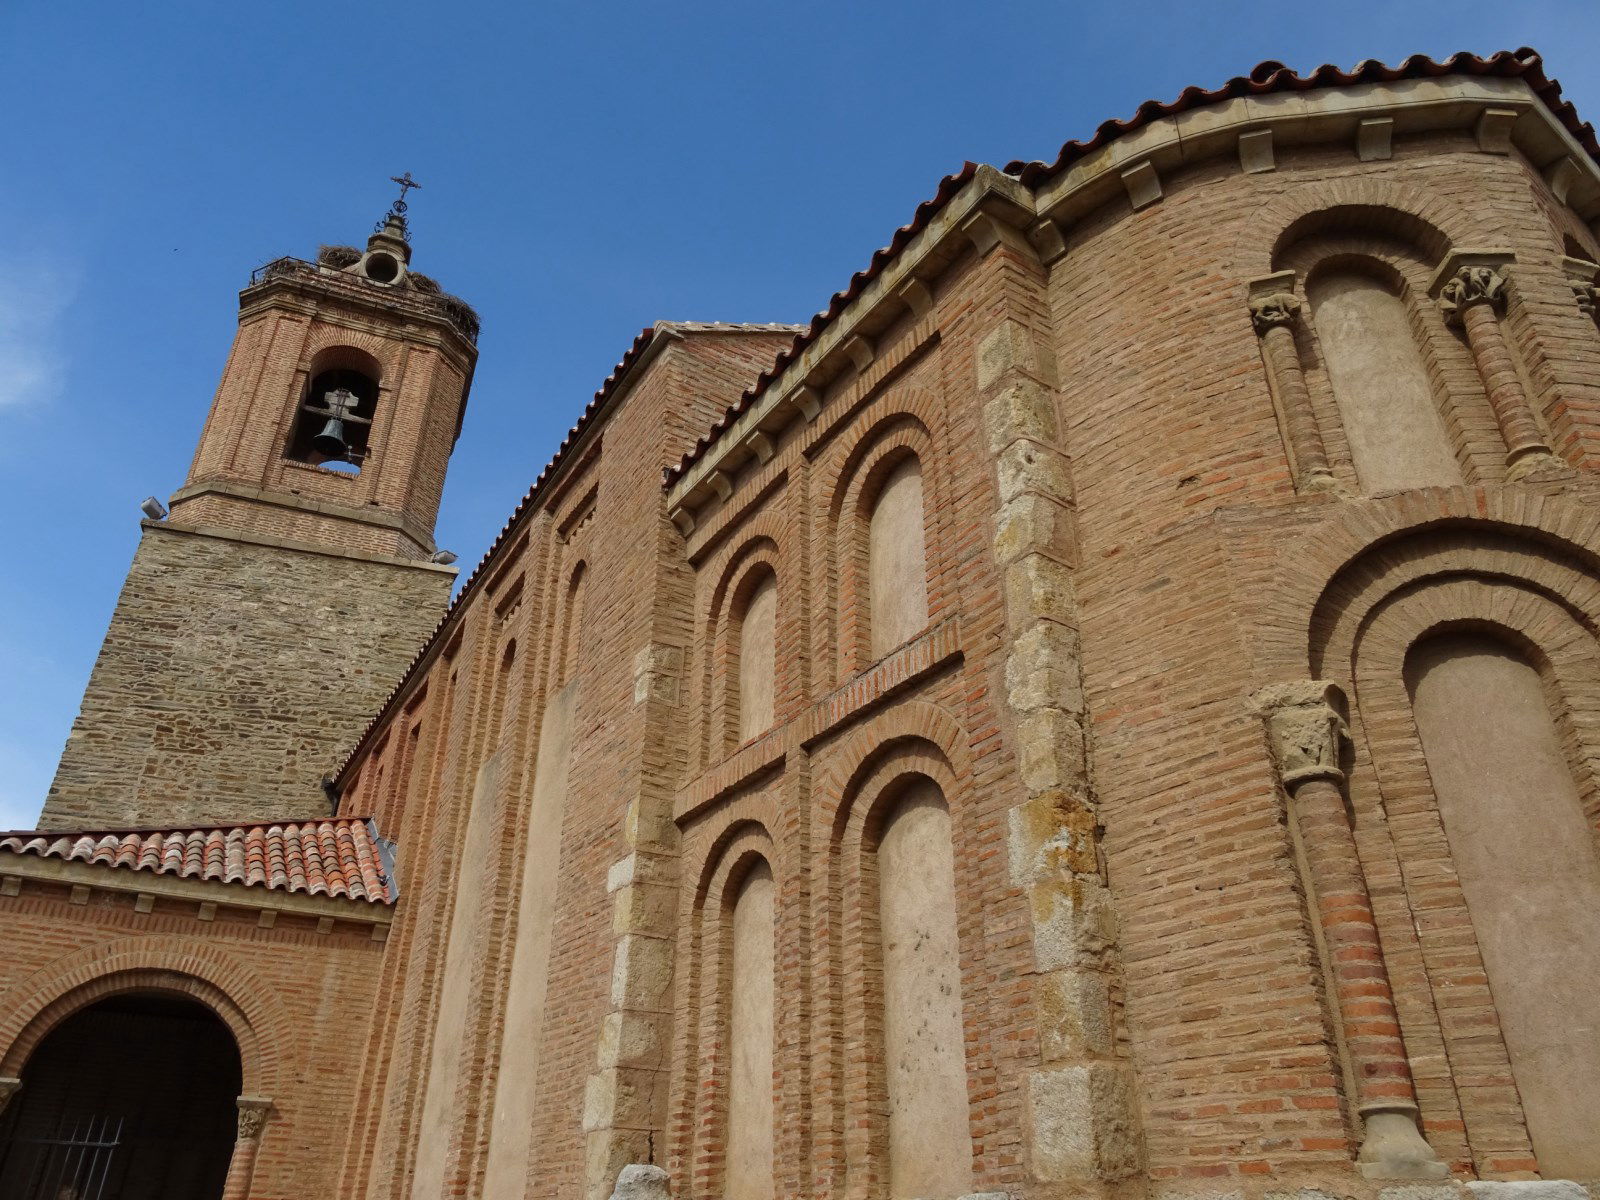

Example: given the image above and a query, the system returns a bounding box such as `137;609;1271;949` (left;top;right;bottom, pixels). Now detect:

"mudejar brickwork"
2;46;1600;1200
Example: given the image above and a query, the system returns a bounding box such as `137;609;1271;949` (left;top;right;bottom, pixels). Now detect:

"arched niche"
677;822;781;1200
826;407;938;679
821;721;976;1200
867;454;930;659
1303;256;1463;492
736;569;778;743
1302;522;1600;1175
873;777;972;1200
1405;630;1600;1177
725;858;776;1200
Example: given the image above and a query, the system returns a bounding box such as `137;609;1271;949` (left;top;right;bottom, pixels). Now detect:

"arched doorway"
0;991;241;1199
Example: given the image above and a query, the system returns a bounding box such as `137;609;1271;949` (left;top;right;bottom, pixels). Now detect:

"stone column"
0;1077;20;1116
1253;682;1445;1180
1434;257;1561;479
1248;281;1338;494
221;1095;273;1200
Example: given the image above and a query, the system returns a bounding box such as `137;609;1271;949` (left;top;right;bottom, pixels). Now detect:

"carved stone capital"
0;1077;20;1115
1252;680;1348;788
1573;280;1599;319
236;1095;273;1141
1438;265;1508;324
1249;292;1301;335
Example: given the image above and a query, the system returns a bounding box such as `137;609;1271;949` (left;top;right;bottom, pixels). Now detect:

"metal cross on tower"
389;172;421;214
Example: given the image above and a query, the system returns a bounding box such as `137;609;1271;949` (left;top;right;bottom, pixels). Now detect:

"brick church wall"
0;874;386;1200
334;78;1600;1197
16;52;1600;1200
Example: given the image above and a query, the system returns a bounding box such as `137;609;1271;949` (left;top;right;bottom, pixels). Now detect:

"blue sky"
1;1;1596;830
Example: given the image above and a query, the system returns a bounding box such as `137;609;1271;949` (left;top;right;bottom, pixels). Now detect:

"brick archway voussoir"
1255;487;1600;682
0;937;290;1097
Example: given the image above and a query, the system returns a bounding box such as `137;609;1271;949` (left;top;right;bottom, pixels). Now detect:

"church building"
2;46;1600;1200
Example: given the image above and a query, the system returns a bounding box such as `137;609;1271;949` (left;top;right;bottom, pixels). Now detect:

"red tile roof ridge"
1005;47;1593;187
0;815;395;905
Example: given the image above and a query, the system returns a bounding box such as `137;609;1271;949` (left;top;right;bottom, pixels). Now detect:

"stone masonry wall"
43;523;451;829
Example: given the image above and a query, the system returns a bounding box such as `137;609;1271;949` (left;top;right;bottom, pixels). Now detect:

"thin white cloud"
0;252;78;409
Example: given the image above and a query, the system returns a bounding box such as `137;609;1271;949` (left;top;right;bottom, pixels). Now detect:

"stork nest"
317;244;362;268
307;245;478;341
437;294;481;342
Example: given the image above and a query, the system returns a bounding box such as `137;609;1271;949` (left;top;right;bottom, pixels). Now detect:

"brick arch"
818;387;944;518
0;940;290;1097
696;536;783;768
1253;488;1600;681
1353;574;1600;825
303;324;406;376
830;416;938;677
814;700;972;834
693;818;779;909
1331;575;1600;1170
1533;184;1600;262
1235;178;1481;281
813;388;948;689
1312;532;1600;682
812;704;972;1193
674;818;779;1192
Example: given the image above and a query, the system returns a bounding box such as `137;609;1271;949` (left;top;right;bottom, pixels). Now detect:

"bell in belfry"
312;387;357;459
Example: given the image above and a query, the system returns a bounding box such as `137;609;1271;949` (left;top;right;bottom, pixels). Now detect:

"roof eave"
0;852;395;922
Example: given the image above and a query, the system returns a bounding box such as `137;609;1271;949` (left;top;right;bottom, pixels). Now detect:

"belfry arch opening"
0;991;242;1199
287;347;383;473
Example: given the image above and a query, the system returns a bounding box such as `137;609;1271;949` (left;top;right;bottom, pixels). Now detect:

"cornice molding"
667;76;1599;530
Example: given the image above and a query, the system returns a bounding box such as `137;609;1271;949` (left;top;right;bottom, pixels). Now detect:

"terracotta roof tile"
1006;47;1596;187
0;816;395;905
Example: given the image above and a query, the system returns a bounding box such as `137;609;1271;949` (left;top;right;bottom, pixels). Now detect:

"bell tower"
42;183;478;830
